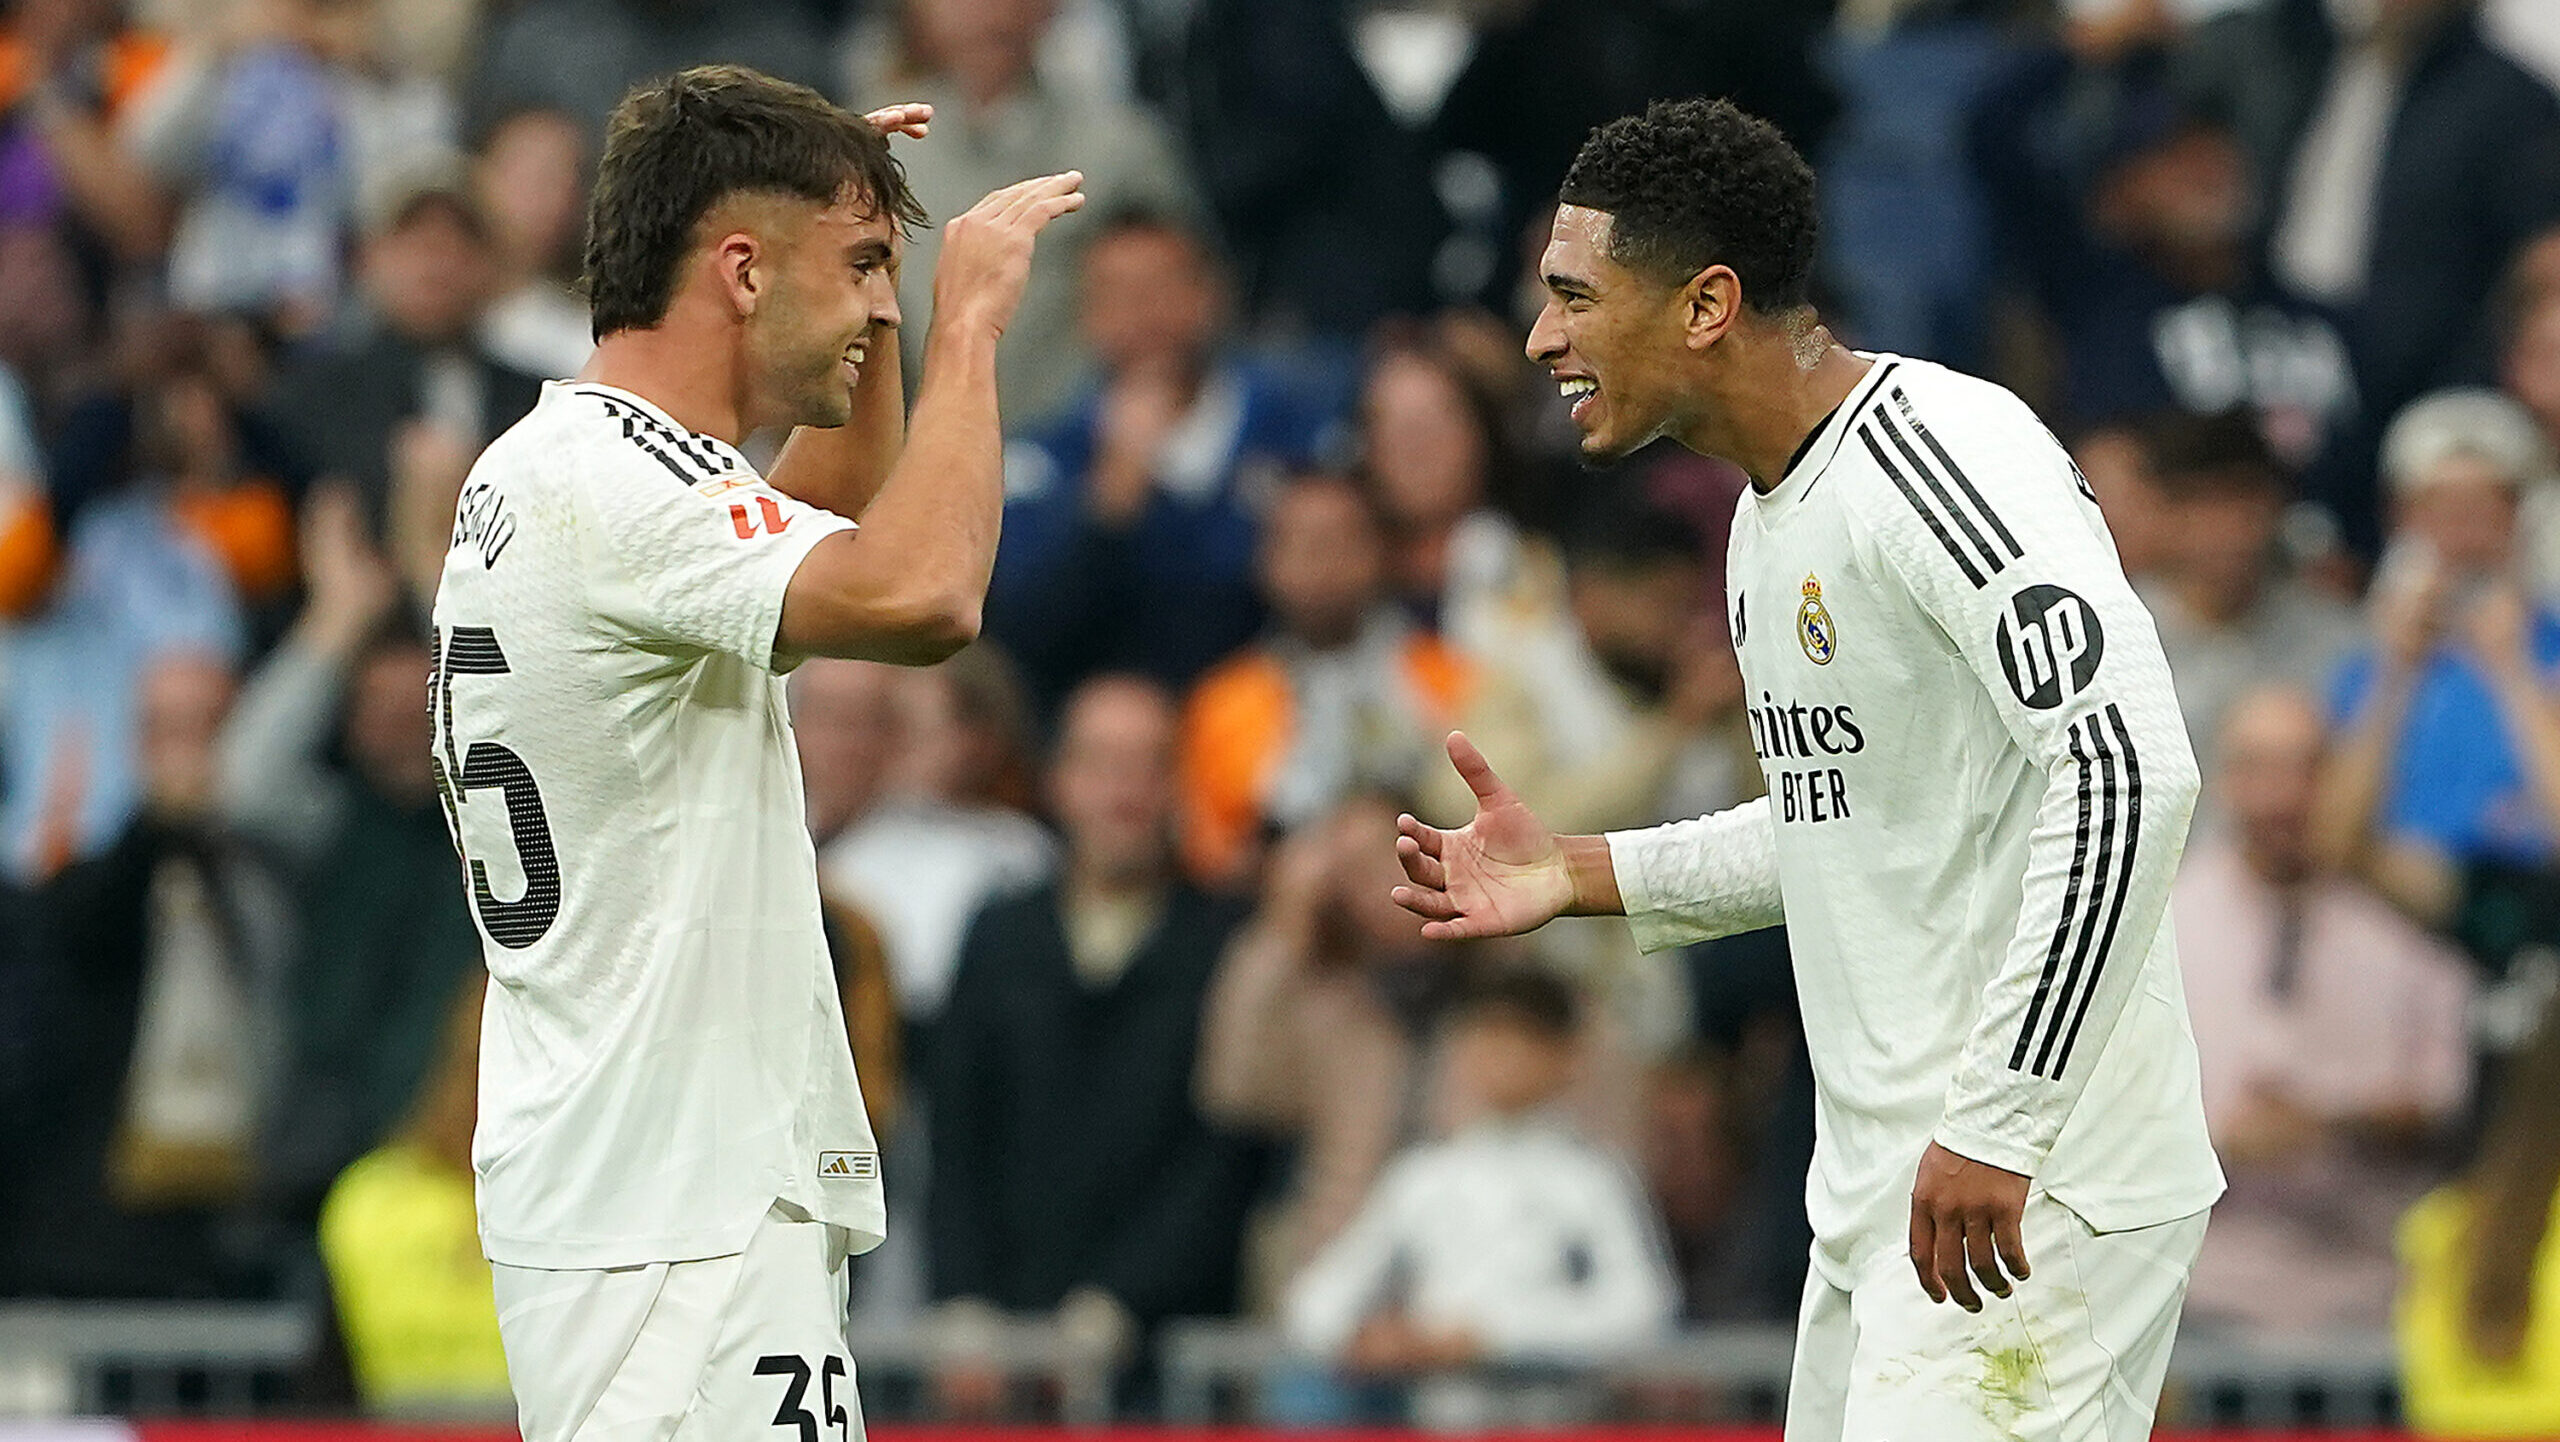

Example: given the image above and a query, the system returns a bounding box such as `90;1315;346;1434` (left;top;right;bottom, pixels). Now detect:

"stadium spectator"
2175;0;2560;554
1358;330;1558;659
2498;230;2560;602
0;651;292;1299
1179;474;1473;887
2314;389;2560;883
0;0;174;279
990;212;1339;717
261;161;542;557
842;0;1205;426
1278;967;1675;1413
2138;411;2359;785
2399;991;2560;1437
127;0;456;328
0;369;244;883
1178;0;1449;339
464;0;830;137
1199;795;1493;1280
469;104;592;379
927;676;1261;1391
216;487;478;1220
316;968;508;1411
2175;684;2472;1334
1988;73;2355;465
814;651;1055;1025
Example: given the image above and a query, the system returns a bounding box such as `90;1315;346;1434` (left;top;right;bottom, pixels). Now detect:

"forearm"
768;338;906;519
2309;666;2417;875
848;323;1003;615
2486;662;2560;841
1598;797;1783;953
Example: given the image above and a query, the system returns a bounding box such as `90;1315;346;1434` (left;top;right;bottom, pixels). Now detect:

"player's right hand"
930;171;1086;342
1391;732;1576;941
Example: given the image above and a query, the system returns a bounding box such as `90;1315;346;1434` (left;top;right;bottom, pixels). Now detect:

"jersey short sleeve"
569;398;854;671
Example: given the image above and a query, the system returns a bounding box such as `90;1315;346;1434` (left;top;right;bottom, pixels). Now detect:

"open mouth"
1558;375;1598;426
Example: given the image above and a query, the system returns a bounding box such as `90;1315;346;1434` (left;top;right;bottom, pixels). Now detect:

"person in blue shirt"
986;211;1345;717
2324;389;2560;874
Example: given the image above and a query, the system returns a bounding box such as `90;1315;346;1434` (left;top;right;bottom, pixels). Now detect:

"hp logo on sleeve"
1996;585;2104;710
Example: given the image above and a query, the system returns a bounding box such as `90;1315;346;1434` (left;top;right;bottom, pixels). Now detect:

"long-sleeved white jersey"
1606;355;2224;1289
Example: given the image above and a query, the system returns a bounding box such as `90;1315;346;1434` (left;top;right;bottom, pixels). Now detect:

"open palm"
1392;733;1576;941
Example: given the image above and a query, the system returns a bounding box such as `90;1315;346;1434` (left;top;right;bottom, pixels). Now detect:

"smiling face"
1525;205;1702;464
738;189;904;429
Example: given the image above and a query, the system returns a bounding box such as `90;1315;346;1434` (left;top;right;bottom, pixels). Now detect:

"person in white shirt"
428;65;1082;1442
1390;98;2222;1442
1282;966;1676;1383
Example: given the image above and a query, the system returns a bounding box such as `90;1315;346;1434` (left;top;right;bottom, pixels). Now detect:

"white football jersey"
431;381;885;1270
1607;355;2224;1288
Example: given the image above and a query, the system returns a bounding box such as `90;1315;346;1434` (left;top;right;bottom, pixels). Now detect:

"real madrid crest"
1797;573;1837;665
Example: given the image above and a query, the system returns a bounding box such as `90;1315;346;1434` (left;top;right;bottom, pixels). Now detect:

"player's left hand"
863;103;933;140
1909;1141;2031;1312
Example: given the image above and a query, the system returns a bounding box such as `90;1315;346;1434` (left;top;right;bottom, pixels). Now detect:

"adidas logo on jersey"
818;1151;878;1180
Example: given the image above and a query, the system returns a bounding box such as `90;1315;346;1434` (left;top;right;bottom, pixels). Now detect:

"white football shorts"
492;1200;861;1442
1784;1191;2210;1442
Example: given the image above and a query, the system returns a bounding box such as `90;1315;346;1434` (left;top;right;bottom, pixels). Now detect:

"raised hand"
930;171;1086;343
862;103;933;141
1391;732;1580;941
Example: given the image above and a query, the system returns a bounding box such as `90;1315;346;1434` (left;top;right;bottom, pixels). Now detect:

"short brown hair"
583;65;926;340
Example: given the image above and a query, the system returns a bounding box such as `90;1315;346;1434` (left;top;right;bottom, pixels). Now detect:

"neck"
582;308;753;444
1681;329;1870;490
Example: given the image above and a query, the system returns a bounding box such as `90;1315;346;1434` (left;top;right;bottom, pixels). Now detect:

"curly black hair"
1558;97;1819;315
584;65;927;340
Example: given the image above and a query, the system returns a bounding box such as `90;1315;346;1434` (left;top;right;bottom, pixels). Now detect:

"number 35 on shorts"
755;1354;852;1442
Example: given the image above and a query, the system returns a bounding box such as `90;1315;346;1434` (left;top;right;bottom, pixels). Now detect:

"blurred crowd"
1;0;2559;1431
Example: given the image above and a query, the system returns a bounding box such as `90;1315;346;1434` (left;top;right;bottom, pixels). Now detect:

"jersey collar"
1754;353;1902;510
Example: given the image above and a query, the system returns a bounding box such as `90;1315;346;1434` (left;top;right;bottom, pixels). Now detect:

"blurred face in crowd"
1080;223;1221;379
1362;351;1489;531
2093;126;2251;270
791;659;904;841
1527;205;1704;465
477;109;588;279
1440;1008;1577;1125
2505;292;2560;441
905;0;1052;106
1259;476;1388;650
349;642;435;808
2164;471;2285;615
733;188;904;430
2396;453;2521;576
2217;686;2327;887
1570;554;1704;696
368;197;497;347
1048;676;1178;887
139;653;238;822
2076;427;2173;579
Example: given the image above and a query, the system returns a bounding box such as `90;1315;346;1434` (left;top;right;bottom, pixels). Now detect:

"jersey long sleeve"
1605;796;1784;953
1843;383;2202;1179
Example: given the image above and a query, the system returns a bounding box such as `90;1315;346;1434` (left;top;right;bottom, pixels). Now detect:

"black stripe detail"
1858;424;1987;587
2011;715;2097;1071
2032;712;2121;1077
2049;705;2145;1078
588;394;724;489
1873;403;2004;581
1890;386;2022;560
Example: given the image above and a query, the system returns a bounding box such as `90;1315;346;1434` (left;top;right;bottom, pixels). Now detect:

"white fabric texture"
433;381;882;1269
1783;1192;2208;1442
493;1201;860;1442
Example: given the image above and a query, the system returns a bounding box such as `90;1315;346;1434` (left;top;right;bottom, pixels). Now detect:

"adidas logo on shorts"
818;1151;879;1180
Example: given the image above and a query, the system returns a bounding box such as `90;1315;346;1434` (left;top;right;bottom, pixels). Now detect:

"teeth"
1559;378;1596;399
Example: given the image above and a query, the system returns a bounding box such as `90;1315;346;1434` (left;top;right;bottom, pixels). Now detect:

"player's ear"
714;231;765;318
1682;265;1741;351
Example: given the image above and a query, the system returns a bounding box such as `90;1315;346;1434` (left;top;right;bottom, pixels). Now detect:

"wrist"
1559;833;1622;916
